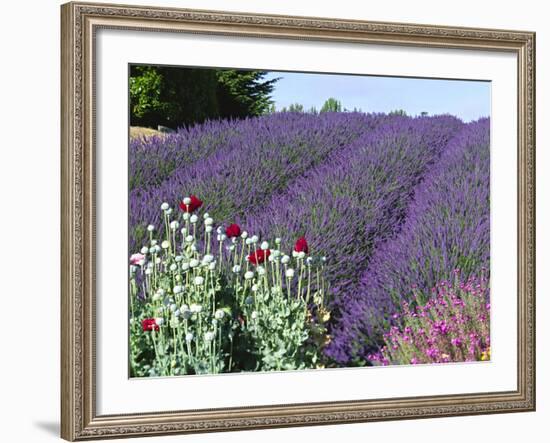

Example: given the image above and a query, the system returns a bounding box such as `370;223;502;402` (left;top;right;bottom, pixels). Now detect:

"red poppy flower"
141;318;159;332
294;236;309;254
247;248;270;265
178;195;203;213
225;223;241;238
237;313;246;327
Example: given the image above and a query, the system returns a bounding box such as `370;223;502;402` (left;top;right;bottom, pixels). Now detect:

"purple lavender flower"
327;119;489;363
129;112;385;251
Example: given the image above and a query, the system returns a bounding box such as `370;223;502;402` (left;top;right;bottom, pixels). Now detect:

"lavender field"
129;111;490;376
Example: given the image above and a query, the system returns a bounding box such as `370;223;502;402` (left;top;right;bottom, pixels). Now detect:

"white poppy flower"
190;303;202;313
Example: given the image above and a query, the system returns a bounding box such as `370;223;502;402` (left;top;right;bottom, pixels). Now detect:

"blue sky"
264;71;490;122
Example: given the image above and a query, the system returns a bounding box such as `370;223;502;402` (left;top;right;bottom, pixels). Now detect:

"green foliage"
320;97;342;113
216;70;278;119
130;66;219;129
280;103;306;113
130;66;278;129
288;103;305;113
389;109;408;116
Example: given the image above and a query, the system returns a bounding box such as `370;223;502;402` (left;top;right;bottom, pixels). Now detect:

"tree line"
130;65;278;129
130;65;421;129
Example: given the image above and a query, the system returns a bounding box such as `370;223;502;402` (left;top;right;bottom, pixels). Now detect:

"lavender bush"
130;119;240;190
326;118;490;363
130;112;385;251
243;115;463;300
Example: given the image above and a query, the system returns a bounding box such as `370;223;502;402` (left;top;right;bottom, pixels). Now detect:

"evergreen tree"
129;66;278;129
216;70;279;119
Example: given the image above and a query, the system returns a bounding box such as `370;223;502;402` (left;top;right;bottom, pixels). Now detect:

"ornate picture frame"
61;1;535;440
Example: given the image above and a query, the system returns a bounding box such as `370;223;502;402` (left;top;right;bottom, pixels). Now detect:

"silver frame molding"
61;2;536;440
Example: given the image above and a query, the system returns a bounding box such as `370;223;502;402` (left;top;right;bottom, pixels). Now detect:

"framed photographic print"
60;1;536;440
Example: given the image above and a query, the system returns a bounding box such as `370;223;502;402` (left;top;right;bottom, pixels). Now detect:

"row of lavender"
325;118;490;364
129;113;490;366
242;115;463;298
130;112;387;252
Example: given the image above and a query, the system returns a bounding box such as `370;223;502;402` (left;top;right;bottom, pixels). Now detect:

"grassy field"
130;126;164;139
